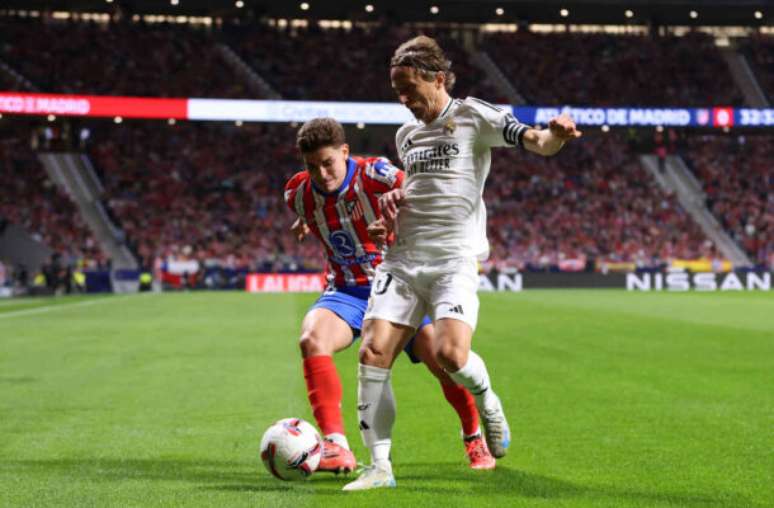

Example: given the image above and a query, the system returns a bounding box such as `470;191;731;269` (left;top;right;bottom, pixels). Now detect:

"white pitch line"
0;295;132;320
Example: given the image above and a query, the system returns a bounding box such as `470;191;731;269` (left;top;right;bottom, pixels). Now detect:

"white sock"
325;432;350;450
357;363;395;471
447;350;497;413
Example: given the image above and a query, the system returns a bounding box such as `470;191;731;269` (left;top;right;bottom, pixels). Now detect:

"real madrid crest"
444;118;456;135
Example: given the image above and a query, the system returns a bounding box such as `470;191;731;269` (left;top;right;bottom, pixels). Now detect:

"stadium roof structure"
4;0;773;26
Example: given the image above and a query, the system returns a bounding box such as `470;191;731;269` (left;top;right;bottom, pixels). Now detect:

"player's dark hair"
390;35;456;92
296;117;346;153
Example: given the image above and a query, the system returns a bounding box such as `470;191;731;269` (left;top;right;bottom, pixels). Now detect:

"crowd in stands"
0;17;247;98
226;23;504;102
481;31;744;107
88;121;318;274
0;133;107;269
1;16;765;109
89;124;723;274
682;134;773;267
484;133;714;272
1;15;769;281
6;118;764;279
744;35;774;104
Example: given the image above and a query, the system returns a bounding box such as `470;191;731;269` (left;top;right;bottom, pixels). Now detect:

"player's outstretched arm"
522;114;582;157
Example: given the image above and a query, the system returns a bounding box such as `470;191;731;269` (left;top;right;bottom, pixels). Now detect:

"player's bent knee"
437;343;468;372
299;329;328;357
358;341;390;368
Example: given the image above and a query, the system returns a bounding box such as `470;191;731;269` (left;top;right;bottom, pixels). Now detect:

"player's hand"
379;188;405;224
367;218;391;247
549;114;582;140
291;217;310;242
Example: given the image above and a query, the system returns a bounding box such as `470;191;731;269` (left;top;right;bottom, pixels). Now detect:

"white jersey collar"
424;97;455;126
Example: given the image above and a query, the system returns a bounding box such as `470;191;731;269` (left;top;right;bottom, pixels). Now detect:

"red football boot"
317;439;356;474
464;435;496;470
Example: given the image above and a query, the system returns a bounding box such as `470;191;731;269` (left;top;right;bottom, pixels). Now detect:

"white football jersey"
390;97;529;261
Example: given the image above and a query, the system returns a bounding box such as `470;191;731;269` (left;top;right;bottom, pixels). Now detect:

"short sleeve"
362;157;404;193
465;97;529;149
283;171;307;215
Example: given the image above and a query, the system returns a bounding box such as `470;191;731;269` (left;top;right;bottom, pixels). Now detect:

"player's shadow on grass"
388;462;754;507
5;458;757;506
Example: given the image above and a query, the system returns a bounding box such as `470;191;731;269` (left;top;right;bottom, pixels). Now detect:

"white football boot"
480;392;511;458
342;464;396;491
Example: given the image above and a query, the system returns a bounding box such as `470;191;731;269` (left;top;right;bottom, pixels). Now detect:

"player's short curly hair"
296;117;346;153
390;35;456;92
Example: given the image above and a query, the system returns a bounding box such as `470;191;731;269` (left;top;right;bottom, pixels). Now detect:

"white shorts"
364;256;480;331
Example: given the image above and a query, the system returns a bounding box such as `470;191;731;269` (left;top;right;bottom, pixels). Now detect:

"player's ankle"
373;459;392;473
325;432;350;450
463;426;482;441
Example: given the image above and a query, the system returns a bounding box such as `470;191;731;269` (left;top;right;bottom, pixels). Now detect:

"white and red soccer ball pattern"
260;418;322;481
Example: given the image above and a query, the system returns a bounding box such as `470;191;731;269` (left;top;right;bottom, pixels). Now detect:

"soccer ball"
260;418;322;481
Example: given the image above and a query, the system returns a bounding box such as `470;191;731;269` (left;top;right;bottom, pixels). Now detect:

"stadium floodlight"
560;8;569;18
300;2;310;11
47;114;56;122
106;0;113;3
689;10;698;19
625;9;634;18
170;0;179;5
754;10;763;19
496;7;504;16
357;122;365;129
235;120;244;126
365;4;374;13
167;118;176;125
430;5;439;14
236;0;244;8
114;116;123;124
601;124;610;132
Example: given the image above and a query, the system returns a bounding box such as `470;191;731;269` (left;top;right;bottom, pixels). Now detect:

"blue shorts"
310;285;432;364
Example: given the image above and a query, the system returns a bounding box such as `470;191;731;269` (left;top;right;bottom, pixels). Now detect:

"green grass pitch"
1;290;772;507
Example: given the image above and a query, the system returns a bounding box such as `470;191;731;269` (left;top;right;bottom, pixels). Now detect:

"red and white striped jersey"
284;156;403;288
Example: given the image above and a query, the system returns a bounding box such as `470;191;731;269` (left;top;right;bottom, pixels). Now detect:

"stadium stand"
484;134;714;271
215;23;505;102
743;34;774;105
0;18;248;97
682;134;773;268
88;121;321;273
480;31;745;107
1;16;770;279
0;133;107;268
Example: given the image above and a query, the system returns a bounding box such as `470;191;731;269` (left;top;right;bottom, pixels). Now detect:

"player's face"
303;144;350;193
391;66;443;123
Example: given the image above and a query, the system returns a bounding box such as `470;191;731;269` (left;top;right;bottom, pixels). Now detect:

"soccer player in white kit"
343;35;581;491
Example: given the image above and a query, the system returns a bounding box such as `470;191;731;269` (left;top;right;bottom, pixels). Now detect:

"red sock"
441;382;479;437
303;355;345;436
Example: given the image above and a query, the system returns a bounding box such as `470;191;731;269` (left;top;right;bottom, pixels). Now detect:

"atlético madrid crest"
345;199;365;221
